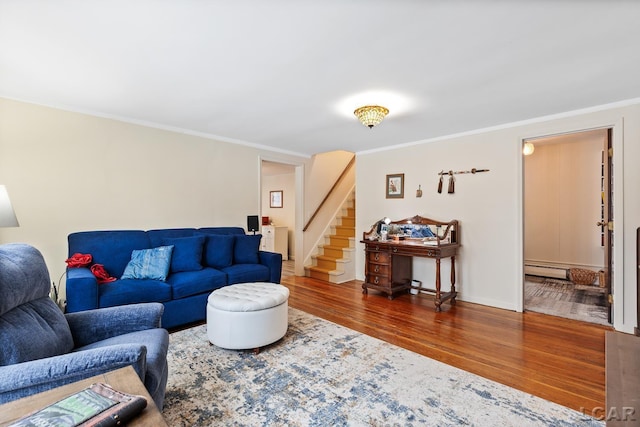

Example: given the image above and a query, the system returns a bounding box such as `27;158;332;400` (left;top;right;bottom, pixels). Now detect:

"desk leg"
435;258;442;312
450;255;457;305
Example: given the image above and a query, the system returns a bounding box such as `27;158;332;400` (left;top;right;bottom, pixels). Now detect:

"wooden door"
600;129;613;323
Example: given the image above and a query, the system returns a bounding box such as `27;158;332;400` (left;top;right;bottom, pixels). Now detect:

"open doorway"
523;129;612;326
261;160;297;277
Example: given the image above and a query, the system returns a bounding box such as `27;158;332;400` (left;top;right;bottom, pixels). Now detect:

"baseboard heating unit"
524;264;569;280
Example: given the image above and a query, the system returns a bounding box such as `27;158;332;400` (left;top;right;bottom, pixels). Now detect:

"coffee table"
0;366;167;426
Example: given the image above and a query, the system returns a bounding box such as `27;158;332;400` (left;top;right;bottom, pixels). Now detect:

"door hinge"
608;294;613;304
608;147;613;157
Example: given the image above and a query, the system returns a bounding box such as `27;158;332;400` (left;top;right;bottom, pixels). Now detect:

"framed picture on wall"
386;174;404;199
270;190;283;208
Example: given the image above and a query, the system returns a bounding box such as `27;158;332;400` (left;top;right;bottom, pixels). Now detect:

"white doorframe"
517;118;624;331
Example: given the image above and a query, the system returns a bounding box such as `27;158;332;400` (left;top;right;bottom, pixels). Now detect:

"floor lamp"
0;185;19;227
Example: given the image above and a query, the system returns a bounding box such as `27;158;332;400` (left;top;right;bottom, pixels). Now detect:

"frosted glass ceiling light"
354;105;389;128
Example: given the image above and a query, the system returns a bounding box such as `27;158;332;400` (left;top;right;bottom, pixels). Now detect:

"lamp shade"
0;185;19;227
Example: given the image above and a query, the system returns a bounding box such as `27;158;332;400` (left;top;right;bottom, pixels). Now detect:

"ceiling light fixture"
523;142;535;156
354;105;389;128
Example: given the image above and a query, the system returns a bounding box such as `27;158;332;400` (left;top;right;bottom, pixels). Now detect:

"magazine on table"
9;382;147;427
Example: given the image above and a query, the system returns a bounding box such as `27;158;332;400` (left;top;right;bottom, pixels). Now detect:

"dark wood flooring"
282;274;611;414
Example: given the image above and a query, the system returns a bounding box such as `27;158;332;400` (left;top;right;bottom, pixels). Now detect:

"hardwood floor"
282;274;611;415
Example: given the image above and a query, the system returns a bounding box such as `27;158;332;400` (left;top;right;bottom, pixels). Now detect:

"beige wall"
524;133;605;270
356;102;640;333
0;98;306;296
2;97;639;333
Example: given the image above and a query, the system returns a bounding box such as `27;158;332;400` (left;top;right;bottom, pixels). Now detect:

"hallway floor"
524;275;609;326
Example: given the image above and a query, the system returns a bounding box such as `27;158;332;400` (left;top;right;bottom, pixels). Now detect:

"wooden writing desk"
361;215;460;311
0;366;167;427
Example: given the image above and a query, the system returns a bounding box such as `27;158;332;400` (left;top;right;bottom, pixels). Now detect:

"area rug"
162;308;602;426
524;278;609;326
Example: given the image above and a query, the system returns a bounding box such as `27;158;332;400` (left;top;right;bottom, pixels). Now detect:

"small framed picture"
270;190;283;208
386;174;404;199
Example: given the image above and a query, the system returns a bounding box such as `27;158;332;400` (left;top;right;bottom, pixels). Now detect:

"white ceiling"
1;1;639;158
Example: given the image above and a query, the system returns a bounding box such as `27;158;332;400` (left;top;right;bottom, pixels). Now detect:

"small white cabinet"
261;225;288;260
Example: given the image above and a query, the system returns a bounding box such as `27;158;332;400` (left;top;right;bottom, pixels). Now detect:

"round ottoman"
206;282;290;352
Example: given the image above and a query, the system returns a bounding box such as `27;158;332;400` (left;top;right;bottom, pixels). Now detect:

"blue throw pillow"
161;235;205;272
203;234;235;269
234;234;261;264
121;245;174;281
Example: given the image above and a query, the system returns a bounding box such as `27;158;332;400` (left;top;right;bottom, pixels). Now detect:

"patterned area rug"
524;278;609;325
162;308;602;426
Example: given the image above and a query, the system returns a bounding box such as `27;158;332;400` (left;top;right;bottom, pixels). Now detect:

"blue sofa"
65;227;282;329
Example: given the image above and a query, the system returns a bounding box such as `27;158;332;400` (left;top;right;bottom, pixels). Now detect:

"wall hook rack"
437;168;490;176
436;168;489;194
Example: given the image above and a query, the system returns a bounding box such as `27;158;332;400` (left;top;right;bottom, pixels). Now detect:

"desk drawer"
367;251;390;263
367;262;389;276
366;274;391;287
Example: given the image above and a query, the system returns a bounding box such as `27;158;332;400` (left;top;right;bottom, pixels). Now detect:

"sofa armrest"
259;251;282;284
0;344;147;404
65;267;99;312
66;303;165;346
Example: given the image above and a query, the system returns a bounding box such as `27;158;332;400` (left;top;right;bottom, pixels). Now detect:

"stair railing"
303;155;355;232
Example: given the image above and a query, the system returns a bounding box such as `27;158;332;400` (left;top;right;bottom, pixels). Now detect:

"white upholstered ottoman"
206;282;290;351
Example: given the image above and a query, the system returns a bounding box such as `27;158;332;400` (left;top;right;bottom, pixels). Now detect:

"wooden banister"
303;155;355;232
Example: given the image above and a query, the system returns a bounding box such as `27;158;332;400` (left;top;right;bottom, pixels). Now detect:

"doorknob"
596;221;606;227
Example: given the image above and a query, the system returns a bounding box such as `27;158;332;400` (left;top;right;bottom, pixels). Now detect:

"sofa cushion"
68;231;150;278
0;298;74;365
198;227;245;235
221;264;270;285
121;246;174;281
166;268;228;299
99;279;172;308
203;235;235;269
147;228;197;248
234;234;261;264
161;235;205;273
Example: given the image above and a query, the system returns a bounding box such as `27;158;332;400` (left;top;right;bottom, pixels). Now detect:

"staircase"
305;194;356;283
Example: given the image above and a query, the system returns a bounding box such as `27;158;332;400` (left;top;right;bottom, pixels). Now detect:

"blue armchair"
0;243;170;409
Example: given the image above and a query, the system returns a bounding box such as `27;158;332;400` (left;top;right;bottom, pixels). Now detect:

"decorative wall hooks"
437;168;490;176
436;168;490;194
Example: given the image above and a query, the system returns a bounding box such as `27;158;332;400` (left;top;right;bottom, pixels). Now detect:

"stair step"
334;225;355;237
313;254;351;271
329;235;352;248
321;245;349;258
306;266;343;282
340;216;355;227
316;256;337;270
308;268;330;282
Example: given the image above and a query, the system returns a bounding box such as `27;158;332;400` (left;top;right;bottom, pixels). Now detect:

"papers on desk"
422;236;451;245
